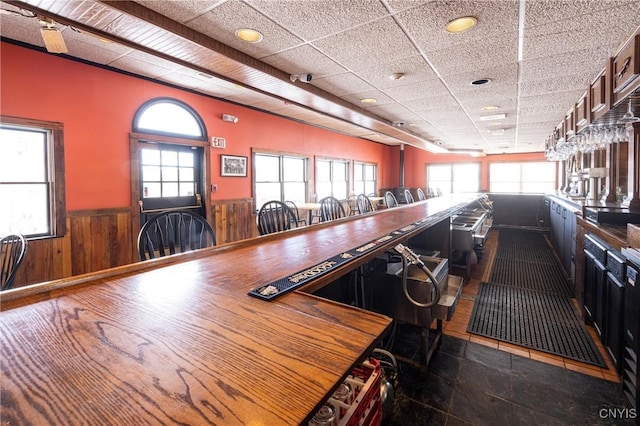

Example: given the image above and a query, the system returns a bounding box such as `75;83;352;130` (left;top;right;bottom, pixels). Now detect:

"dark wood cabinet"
574;91;589;132
583;233;609;341
606;270;625;373
589;66;610;122
549;198;576;285
583;251;596;321
612;33;640;105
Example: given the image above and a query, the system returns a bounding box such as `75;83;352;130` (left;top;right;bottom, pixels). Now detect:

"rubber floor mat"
490;229;573;297
467;282;606;367
497;229;550;248
489;257;573;296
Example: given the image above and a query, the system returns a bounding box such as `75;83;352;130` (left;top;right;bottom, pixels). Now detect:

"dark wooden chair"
138;210;216;261
0;234;28;291
318;196;346;222
416;188;427;201
385;191;399;208
357;194;374;214
258;201;298;235
404;189;415;204
284;201;307;227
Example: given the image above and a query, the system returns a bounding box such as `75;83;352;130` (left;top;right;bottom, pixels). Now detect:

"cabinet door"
550;203;563;257
584;252;596;321
606;272;625;374
594;259;608;343
565;211;576;283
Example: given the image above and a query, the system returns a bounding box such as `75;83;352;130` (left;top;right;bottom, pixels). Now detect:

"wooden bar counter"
0;194;480;425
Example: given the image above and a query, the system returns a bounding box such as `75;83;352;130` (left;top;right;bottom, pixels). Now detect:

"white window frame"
316;157;350;201
354;161;378;196
253;151;309;208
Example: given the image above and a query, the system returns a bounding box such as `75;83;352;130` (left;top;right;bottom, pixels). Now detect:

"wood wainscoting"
11;200;257;289
211;198;257;244
10;208;131;289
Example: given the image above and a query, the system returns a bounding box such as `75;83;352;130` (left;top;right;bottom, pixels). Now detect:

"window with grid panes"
0;117;66;238
316;158;349;200
354;162;377;196
254;152;307;209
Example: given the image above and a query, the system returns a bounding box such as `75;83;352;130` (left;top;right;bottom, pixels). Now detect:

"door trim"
129;132;211;262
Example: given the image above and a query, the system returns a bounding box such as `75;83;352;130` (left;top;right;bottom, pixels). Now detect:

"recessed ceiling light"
389;72;405;80
446;16;477;33
470;78;492;86
361;98;377;104
479;113;506;121
235;28;263;43
482;105;499;111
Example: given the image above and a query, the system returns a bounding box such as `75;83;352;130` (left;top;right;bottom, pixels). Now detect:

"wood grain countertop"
0;194;481;425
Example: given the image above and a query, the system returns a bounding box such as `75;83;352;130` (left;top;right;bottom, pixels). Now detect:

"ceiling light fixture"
482;105;499;111
360;98;377;104
479;113;506;121
448;149;485;157
235;28;263;43
445;16;477;33
389;72;405;80
470;78;492;86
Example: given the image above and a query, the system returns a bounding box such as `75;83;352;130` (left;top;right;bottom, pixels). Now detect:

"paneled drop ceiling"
1;0;639;154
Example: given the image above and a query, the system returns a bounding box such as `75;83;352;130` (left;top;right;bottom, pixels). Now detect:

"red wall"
2;42;548;209
1;42;393;209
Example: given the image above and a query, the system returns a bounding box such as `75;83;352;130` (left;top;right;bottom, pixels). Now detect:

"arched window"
130;98;212;246
133;98;207;140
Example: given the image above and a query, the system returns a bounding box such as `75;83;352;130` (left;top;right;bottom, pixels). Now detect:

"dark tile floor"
377;228;636;425
382;327;635;425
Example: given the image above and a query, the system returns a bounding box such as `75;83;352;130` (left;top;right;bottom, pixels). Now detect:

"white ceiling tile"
261;44;347;78
523;2;640;60
312;72;375;97
134;0;221;23
383;79;451;103
187;1;304;59
397;0;519;53
426;35;518;76
352;55;439;90
246;0;390;41
312;17;418;71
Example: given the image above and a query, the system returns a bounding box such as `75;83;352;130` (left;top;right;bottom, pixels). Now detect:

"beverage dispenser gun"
394;243;442;308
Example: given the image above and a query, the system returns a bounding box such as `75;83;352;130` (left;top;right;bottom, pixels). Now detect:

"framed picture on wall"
221;155;247;177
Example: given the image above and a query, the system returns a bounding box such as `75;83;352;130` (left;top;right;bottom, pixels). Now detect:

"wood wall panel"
11;221;72;288
211;198;257;244
68;208;133;276
11;202;256;289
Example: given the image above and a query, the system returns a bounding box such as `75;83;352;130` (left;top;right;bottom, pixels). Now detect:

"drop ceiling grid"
260;44;348;78
245;0;392;43
310;17;420;74
393;0;520;55
134;0;221;25
187;1;305;60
